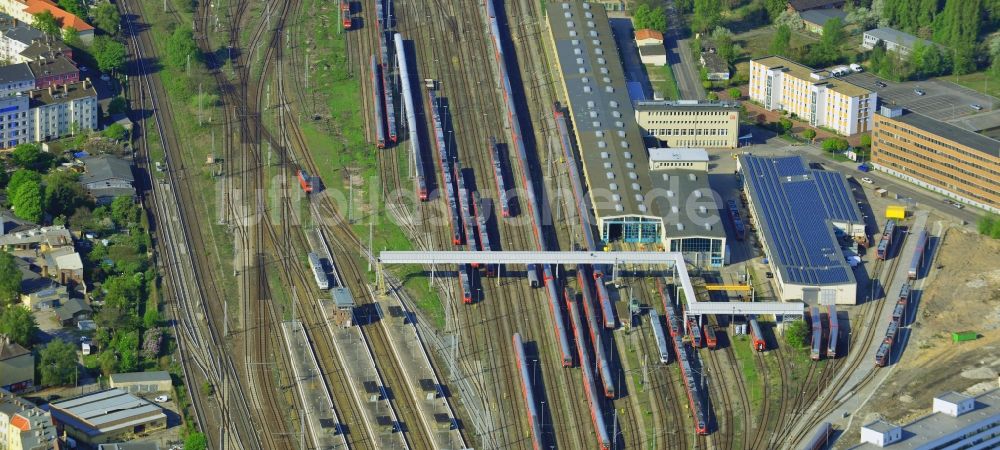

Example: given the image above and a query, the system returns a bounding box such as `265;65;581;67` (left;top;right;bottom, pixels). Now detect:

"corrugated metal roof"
741;155;860;286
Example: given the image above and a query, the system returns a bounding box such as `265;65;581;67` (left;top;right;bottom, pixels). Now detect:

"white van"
830;66;850;77
850;63;863;72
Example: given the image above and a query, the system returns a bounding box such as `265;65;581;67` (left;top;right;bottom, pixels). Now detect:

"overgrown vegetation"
978;214;1000;239
784;320;809;348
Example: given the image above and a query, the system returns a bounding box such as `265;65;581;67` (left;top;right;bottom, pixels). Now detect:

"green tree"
184;433;208;450
91;1;122;35
32;11;61;39
632;4;667;33
979;214;1000;239
779;118;793;134
802;129;817;141
6;170;41;200
107;96;128;115
784;320;809;348
102;274;144;313
711;27;735;65
765;0;786;21
692;0;722;34
11;180;43;223
769;25;791;56
0;252;21;306
110;196;139;227
0;306;38;346
11;143;53;171
62;27;82;47
92;36;127;74
822;137;850;154
39;339;77;386
103;123;128;141
143;308;161;329
727;87;742;99
859;133;872;148
805;17;844;66
57;0;86;17
112;330;139;372
44;171;90;218
98;349;119;376
165;26;199;70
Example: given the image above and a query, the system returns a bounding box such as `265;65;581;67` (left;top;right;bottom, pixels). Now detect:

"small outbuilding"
56;298;93;326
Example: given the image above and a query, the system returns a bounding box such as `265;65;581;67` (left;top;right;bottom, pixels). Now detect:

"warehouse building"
634;100;740;148
49;389;167;445
648;148;726;267
872;106;999;213
749;55;876;136
852;389;1000;449
109;371;172;395
547;0;664;244
739;155;864;305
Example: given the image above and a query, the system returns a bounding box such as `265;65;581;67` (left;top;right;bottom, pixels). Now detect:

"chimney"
63;83;68;94
47;86;52;96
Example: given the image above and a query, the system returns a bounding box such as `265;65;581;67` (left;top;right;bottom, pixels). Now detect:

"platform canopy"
377;251;683;265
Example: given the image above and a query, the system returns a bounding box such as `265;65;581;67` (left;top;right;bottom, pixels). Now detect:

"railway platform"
317;295;409;449
281;321;348;449
376;296;466;449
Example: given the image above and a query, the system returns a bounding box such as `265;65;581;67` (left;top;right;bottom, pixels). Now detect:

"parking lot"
838;72;998;122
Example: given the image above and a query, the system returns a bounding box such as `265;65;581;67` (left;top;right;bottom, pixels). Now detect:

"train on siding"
472;192;496;276
876;219;897;260
427;90;462;244
392;34;425;200
370;56;386;149
458;264;472;304
827;305;839;359
296;169;314;193
512;334;544;450
727;200;745;241
749;317;766;352
811;306;822;361
650;309;671;363
577;273;615;398
908;230;927;280
688;318;703;348
704;324;717;350
489;138;512;218
543;265;573;367
308;252;329;290
564;290;611;449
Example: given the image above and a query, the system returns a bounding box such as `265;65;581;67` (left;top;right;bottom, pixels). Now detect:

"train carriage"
543;265;573;367
527;264;540;288
308;252;329;290
458;264;472;304
827;305;839;359
704;324;717;350
688;318;703;348
296;169;313;193
908;230;927;280
489;138;512;218
876;219;897;260
810;306;822;361
577;273;615;398
564;289;612;449
512;334;544;450
370;56;386;149
650;309;671;363
393;33;425;200
749;317;766;352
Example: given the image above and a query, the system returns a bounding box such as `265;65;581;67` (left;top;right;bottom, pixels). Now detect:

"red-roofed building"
0;0;94;44
634;29;664;46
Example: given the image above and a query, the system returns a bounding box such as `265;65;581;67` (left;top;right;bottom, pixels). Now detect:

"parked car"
154;395;169;402
850;63;863;72
860;177;874;184
953;203;964;209
970;104;983;111
100;73;111;81
875;81;887;88
914;88;926;96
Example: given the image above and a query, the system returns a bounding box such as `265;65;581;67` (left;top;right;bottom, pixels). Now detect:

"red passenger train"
296;169;313;193
749;317;766;352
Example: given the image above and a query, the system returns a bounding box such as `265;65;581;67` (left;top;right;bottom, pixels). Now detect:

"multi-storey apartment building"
0;0;93;44
26;79;97;142
634;100;740;148
749;55;877;136
872;106;999;213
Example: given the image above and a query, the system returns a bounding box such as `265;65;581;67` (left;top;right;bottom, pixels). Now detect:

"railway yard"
116;0;999;449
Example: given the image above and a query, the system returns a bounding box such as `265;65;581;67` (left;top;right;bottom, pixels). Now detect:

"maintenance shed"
108;371;172;394
546;0;664;244
49;389;167;445
739;155;864;304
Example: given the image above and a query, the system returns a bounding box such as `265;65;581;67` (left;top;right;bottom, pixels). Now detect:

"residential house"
862;27;934;56
0;337;33;393
27;79;97;142
0;225;73;251
17;40;72;63
787;0;845;13
15;257;64;311
55;298;91;326
0;389;56;450
79;154;135;205
635;29;666;66
0;0;94;44
26;53;78;89
0;14;41;62
0;209;31;236
41;246;83;287
800;8;846;34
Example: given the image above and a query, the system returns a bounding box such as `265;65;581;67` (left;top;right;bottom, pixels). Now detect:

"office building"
749;55;876;136
634;100;740;148
872;106;999;213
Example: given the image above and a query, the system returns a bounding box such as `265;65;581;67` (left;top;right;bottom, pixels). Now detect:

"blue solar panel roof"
741;155;861;286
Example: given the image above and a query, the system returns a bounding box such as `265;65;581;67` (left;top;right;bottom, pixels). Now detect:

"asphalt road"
661;0;704;100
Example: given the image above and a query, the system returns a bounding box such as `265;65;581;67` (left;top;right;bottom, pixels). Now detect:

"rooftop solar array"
547;1;662;222
741;155;861;286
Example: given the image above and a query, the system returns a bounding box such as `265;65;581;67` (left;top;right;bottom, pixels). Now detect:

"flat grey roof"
741;155;861;286
547;1;662;222
635;99;739;112
0;63;33;85
799;8;846;27
864;27;927;49
936;391;972;404
862;419;900;434
886;110;1000;158
49;389;165;437
109;371;170;384
649;170;725;240
851;389;1000;449
648;148;709;162
638;44;665;57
